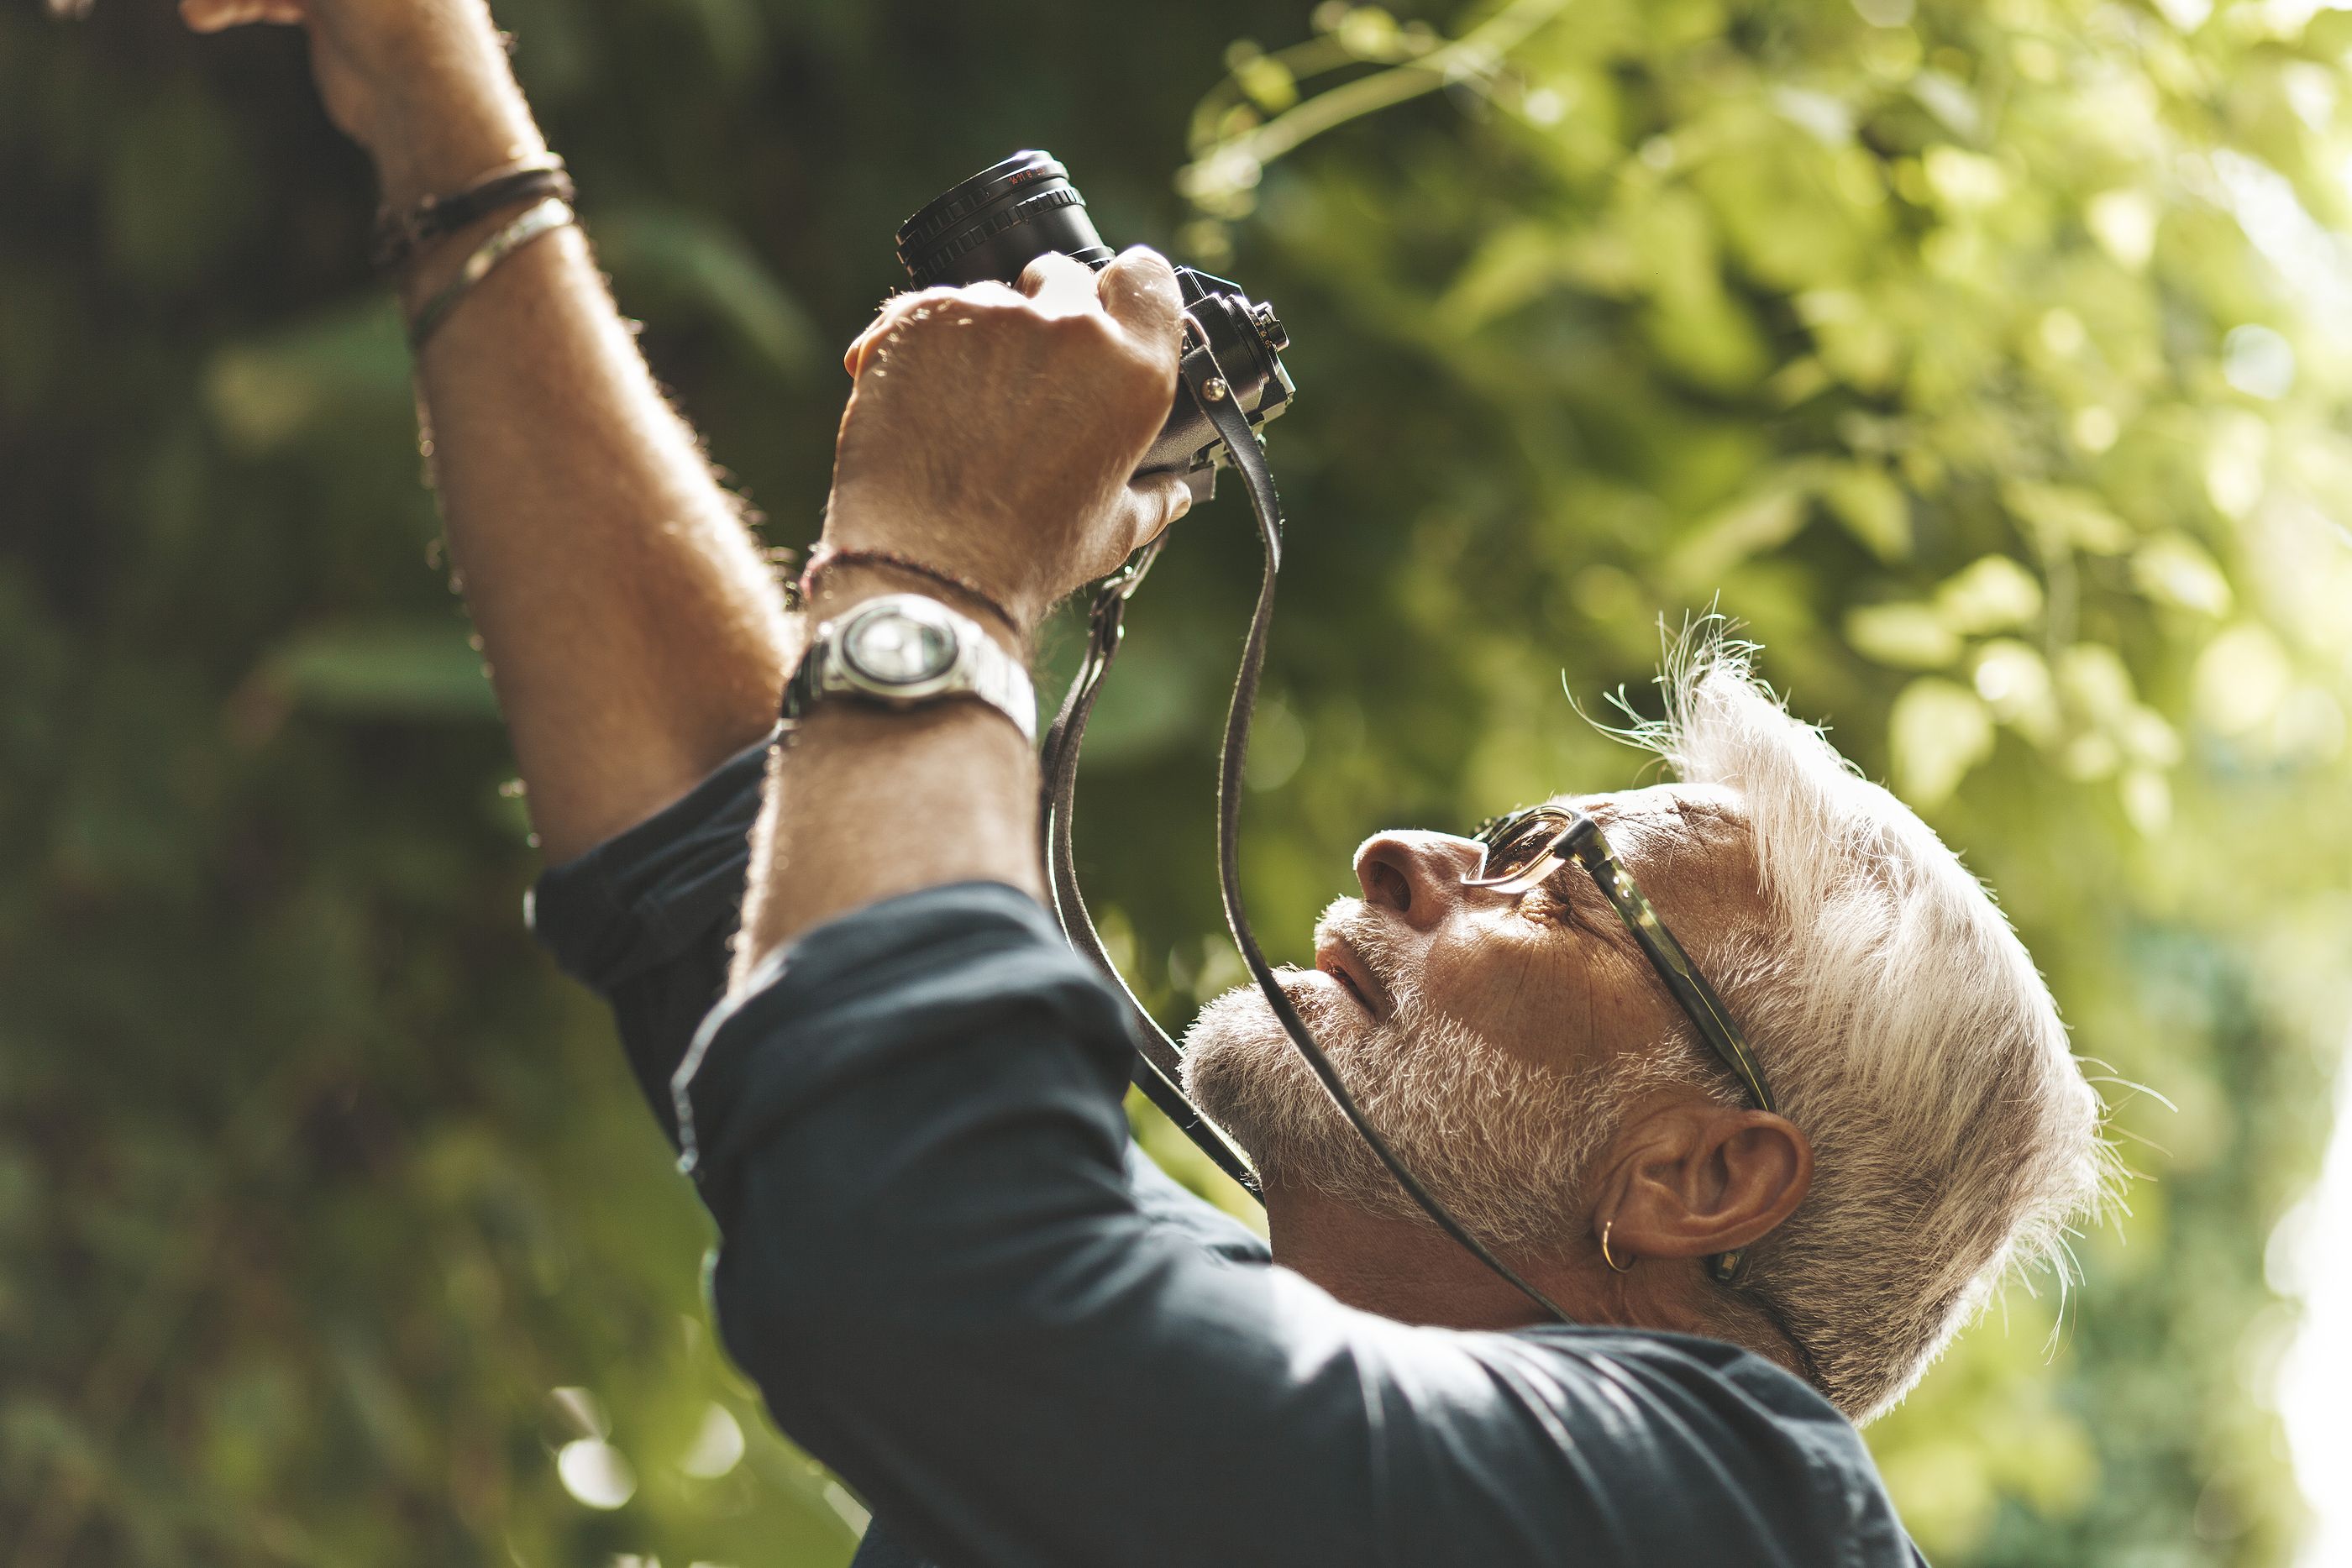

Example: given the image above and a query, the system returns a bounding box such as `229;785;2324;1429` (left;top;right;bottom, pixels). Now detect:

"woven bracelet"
372;154;573;273
406;197;576;354
798;544;1024;635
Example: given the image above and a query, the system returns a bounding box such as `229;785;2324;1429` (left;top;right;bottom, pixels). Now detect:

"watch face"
841;606;958;686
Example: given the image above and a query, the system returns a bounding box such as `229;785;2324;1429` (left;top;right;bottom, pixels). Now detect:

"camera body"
895;152;1294;501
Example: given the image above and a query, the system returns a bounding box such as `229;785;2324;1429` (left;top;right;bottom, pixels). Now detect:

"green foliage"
3;0;2345;1563
1160;1;2352;1560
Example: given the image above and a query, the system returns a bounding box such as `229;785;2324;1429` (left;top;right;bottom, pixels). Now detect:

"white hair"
1628;628;2115;1423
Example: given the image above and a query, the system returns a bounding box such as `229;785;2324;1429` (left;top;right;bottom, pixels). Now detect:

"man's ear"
1602;1105;1813;1264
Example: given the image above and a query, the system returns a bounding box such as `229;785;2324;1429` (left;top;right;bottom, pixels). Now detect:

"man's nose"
1354;831;1488;931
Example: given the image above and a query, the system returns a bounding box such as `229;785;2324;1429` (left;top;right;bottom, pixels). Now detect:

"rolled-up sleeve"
677;884;1915;1568
528;729;775;1146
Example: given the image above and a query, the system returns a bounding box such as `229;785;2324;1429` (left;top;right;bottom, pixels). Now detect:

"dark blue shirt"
532;735;1926;1568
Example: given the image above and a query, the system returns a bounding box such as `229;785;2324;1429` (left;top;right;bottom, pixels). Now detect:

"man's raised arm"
186;0;791;860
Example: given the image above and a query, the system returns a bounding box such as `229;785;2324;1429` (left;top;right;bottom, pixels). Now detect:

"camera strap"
1040;522;1261;1189
1039;332;1573;1325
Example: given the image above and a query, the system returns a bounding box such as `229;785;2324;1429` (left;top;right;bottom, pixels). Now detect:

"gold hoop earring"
1599;1219;1634;1274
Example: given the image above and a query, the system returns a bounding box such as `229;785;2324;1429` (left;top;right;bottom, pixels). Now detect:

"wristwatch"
782;593;1037;746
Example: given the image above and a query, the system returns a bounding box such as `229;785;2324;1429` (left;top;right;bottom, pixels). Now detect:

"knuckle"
877;289;1018;348
1019;253;1075;284
1122;244;1176;280
878;284;986;326
875;286;938;318
957;281;1026;308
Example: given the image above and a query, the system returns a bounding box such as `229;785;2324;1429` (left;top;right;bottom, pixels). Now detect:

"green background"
4;0;2349;1562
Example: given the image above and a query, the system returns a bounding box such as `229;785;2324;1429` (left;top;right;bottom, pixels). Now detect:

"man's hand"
729;252;1194;970
180;0;542;210
825;249;1196;632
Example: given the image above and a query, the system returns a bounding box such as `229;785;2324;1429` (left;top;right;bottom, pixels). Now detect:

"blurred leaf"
1332;5;1403;59
1935;554;2044;636
598;207;822;379
672;0;766;81
1232;49;1299;113
2003;480;2135;554
202;304;412;454
1666;475;1810;587
1847;601;1962;669
1819;464;1913;562
1889;677;1996;805
2194;622;2293;735
2132;533;2234;616
1441;222;1571;329
251;620;499;721
2055;642;2138;733
1971;639;2061;745
2087;190;2159;270
102;81;255;291
1924;144;2004;208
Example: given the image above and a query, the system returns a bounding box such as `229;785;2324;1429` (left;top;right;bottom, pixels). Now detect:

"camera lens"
895;151;1116;288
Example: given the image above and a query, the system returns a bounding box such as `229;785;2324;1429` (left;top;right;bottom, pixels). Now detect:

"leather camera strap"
1039;328;1572;1325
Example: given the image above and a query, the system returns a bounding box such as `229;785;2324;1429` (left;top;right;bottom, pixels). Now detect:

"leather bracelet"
372;154;573;273
407;197;576;354
798;543;1025;636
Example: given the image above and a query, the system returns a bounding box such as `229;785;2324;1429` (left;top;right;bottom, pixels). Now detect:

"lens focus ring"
896;152;1065;252
907;187;1088;286
896;151;1115;289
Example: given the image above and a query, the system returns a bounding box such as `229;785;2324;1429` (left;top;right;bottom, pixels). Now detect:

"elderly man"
193;0;2110;1560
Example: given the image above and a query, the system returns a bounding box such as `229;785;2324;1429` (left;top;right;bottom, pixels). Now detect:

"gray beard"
1180;936;1680;1258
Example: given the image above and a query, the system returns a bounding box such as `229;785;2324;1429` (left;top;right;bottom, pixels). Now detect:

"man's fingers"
1119;470;1195;554
180;0;303;29
843;314;889;378
843;283;1021;378
1019;251;1101;319
843;289;946;377
1098;246;1185;359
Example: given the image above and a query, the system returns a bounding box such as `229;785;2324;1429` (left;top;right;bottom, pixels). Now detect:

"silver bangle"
406;197;576;354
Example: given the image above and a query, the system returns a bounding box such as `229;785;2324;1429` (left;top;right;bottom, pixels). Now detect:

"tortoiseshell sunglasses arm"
1551;815;1777;1118
1472;807;1780;1287
1551;813;1780;1285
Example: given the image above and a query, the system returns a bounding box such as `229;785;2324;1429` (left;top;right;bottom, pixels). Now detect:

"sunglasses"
1467;805;1778;1285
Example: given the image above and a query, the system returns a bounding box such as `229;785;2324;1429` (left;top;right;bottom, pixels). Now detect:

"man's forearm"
731;564;1041;988
385;39;791;861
